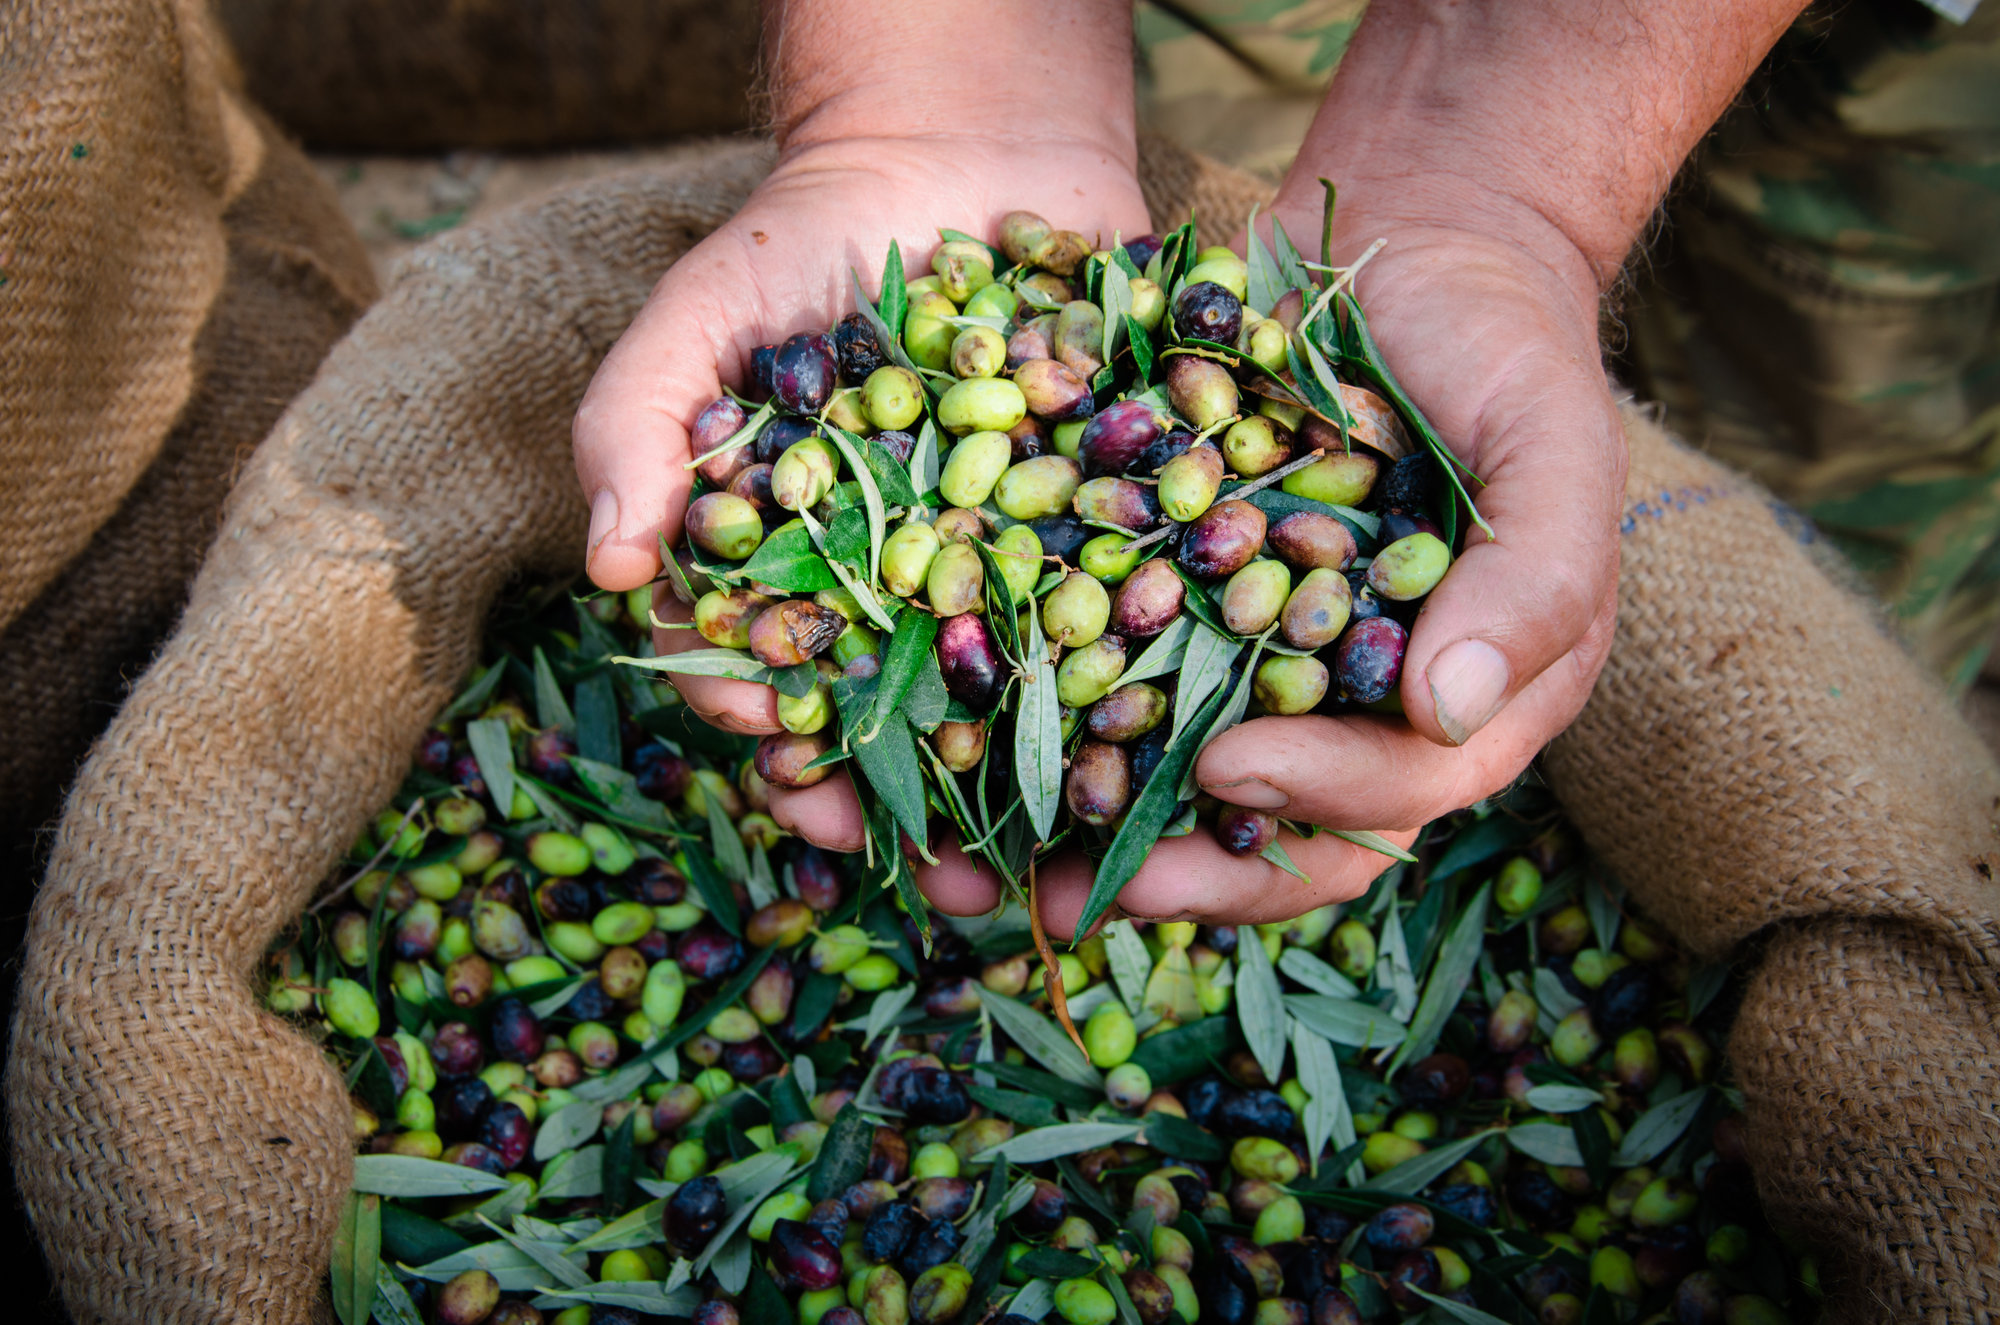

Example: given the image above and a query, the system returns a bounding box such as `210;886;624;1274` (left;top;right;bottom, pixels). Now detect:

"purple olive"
1164;354;1239;431
898;1218;962;1278
1125;1270;1177;1325
911;1177;975;1223
665;1174;727;1254
1077;400;1165;475
792;844;843;911
675;926;746;980
923;977;982;1018
1311;1291;1362;1325
756;730;836;789
1504;1169;1574;1229
1073;477;1163;531
1123;234;1164;268
1333;617;1407;704
757;414;818;467
692;397;752;488
750;344;779;397
1138;426;1196;476
723;1038;785;1081
901;1067;972;1124
695;1303;741;1325
442;1142;508;1176
536;877;593;922
1375;453;1438;513
1109;558;1186;638
450;752;487;799
1007;317;1056;370
1399;1053;1471;1107
1177;500;1267;581
868;1126;912;1183
633;743;693;802
875;428;916;463
1015;358;1096;422
1267;511;1357;572
433;1078;493;1139
774;331;839;414
1173;281;1242;346
1028;514;1091;565
414;728;454;774
628;856;686;906
1087;682;1168;743
478;1101;532;1169
1379;510;1444;544
523;726;577;784
431;1022;484;1078
836;312;887;384
1431;1183;1498;1227
1066;741;1132;826
936;614;1003;711
1216;806;1277;856
1363;1203;1434;1253
726;462;777;512
1384;1250;1440;1312
488;998;543;1064
864;1201;922;1262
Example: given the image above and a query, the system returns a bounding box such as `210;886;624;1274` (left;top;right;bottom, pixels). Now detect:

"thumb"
1398;368;1626;747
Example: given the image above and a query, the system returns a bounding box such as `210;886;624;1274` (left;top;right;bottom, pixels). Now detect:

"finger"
651;587;781;735
573;237;755;592
768;770;867;852
912;829;1006;917
1199;587;1616;826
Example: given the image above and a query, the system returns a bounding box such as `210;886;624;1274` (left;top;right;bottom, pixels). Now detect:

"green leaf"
808;1103;875;1202
352;1155;510;1198
1119;615;1193;687
1389;882;1491;1075
1281;994;1407;1049
864;438;922;506
567;758;672;833
1293;1025;1359;1182
1234;487;1380;544
1527;1084;1605;1114
798;507;900;633
1014;1248;1103;1281
1509;1124;1586;1168
465;717;516;824
573;672;620;767
1584;876;1623;954
1615;1088;1710;1166
615;647;776;687
825;427;888;584
1235;927;1289;1084
852;713;930;857
974;1058;1104;1110
480;1216;591;1290
531;647;575;734
707;791;750;883
793;969;842;1040
1261;839;1312;882
1573;1104;1614;1191
532;1281;702;1317
534;1099;602;1161
404;1240;541;1292
974;1122;1140;1166
739;522;839;592
1243;206;1285;316
694;1152;804;1278
330;1193;381;1325
1101;920;1152;1017
371;1262;423;1325
1135;1111;1230;1162
438;659;507;722
1124;313;1155;381
1376;908;1418;1019
1428;813;1531;879
1177;632;1270;802
870;612;941;741
1534;967;1587;1021
602;1110;640;1215
880;240;908;339
1014;605;1064;842
1168;619;1239;744
904;657;948;734
568;1199;667;1255
1077;682;1231;941
1268;215;1312;295
1168;564;1237;642
1360;1129;1491;1194
966;1082;1061;1129
381;1205;470;1267
1685;964;1728;1020
1127;1007;1244;1087
1278;947;1360;1000
1410;1287;1515;1325
1101;260;1133;365
975;986;1103;1089
681;839;742;937
911;418;942;495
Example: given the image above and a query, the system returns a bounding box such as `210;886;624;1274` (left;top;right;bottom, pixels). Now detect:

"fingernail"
1200;776;1289;809
586;488;618;567
1428;638;1510;745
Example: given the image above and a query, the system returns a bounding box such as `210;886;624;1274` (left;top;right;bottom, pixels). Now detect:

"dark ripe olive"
450;752;488;799
1013;1178;1068;1235
1363;1202;1434;1252
875;428;917;463
1173;281;1242;346
836;311;887;384
1633;1228;1701;1288
935;719;987;773
723;1038;784;1081
634;743;693;801
1384;1251;1440;1313
1015;358;1096;422
478;1101;531;1169
1028;514;1091;565
433;1078;493;1139
1087;683;1168;743
1333;617;1407;704
1278;1242;1336;1304
694;1306;740;1325
1078;400;1165;476
1378;511;1444;545
665;1174;728;1254
1164;354;1239;432
1672;1271;1727;1325
787;844;842;914
1310;1291;1362;1325
756;414;819;466
1215;1236;1284;1298
769;1219;843;1291
755;730;836;789
1206;1273;1254;1325
806;1198;851;1245
675;925;746;980
1504;1169;1574;1229
1124;1270;1176;1325
1593;965;1658;1037
1123;233;1164;268
1268;512;1357;572
523;726;578;785
1216;1087;1295;1137
1538;904;1592;955
692;397;752;488
1066;741;1132;827
414;727;454;774
1376;452;1438;513
431;1021;484;1077
1109;558;1186;638
1182;1077;1231;1129
1399;1052;1471;1107
773;331;838;414
749;343;779;397
864;1201;922;1263
564;975;614;1022
868;1126;911;1183
1304;1206;1353;1244
1006;316;1057;370
1129;726;1171;787
488;998;543;1064
1177;500;1267;580
442;1142;507;1176
1430;1183;1498;1227
1518;1263;1581;1309
628;856;686;906
725;462;777;513
371;1037;410;1098
1009;415;1050;461
936;614;1003;710
748;600;847;669
923;976;982;1018
1138;426;1196;476
911;1177;975;1222
1073;477;1162;531
901;1067;972;1124
1215;805;1276;856
899;1217;962;1279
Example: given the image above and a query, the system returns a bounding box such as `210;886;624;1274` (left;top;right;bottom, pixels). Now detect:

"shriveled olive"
749;601;848;668
935;720;987;773
1253;655;1329;715
1267;511;1356;571
1222;559;1292;635
1066;742;1132;827
1177;500;1266;580
995;456;1083;522
1221;416;1292;477
1165;355;1239;432
1056;636;1128;708
756;731;836;788
926;543;986;617
1110;558;1185;637
695;588;775;649
1280;569;1354;649
1158;445;1225;523
1086;683;1167;743
1015;359;1096;422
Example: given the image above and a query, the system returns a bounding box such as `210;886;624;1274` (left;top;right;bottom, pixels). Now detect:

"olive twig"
1028;858;1089;1058
308;797;426;914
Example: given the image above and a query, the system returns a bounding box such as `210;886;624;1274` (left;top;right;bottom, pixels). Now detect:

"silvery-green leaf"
570;1040;677;1104
330;1192;380;1325
1292;1024;1357;1182
1015;604;1063;842
1375;910;1418;1022
372;1262;423;1325
1330;829;1417;863
1061;981;1118;1025
1389;882;1490;1075
974;1122;1140;1165
825;427;888;584
352;1155;510;1198
406;1241;542;1291
1278;947;1359;1000
439;659;508;722
532;647;575;733
569;1199;668;1253
1477;951;1505;1012
1282;995;1406;1050
1526;1084;1605;1115
694;1152;803;1277
1615;1088;1711;1166
1585;876;1623;953
1242;207;1285;316
912;419;942;495
1533;967;1586;1021
707;792;749;884
1236;928;1289;1085
1410;1287;1515;1325
515;774;580;834
1101;260;1133;364
862;983;918;1051
531;1281;702;1316
1120;616;1193;687
1360;1129;1491;1194
959;1174;1039;1270
1169;622;1238;744
1685;964;1728;1020
1102;920;1153;1017
480;1216;591;1290
746;843;778;910
465;717;516;827
793;1054;817;1103
1009;1281;1057;1322
537;1147;604;1201
534;1100;604;1162
1509;1123;1586;1167
444;1176;535;1232
708;1231;752;1295
615;648;775;687
976;986;1102;1088
529;977;589;1020
798;508;899;633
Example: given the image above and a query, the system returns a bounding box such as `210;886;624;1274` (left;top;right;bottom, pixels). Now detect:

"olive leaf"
371;1263;423;1325
1359;1128;1491;1195
465;716;517;822
879;240;908;340
824;427;888;584
1388;881;1491;1076
480;1215;592;1290
573;672;620;767
1178;632;1271;802
797;507;899;633
1124;313;1155;382
1167;563;1236;640
1101;920;1152;1018
1100;260;1133;366
532;1281;703;1317
1243;206;1286;317
438;658;507;722
1278;947;1360;1000
568;1199;669;1254
532;647;576;733
1330;829;1418;864
1168;620;1239;744
1261;839;1312;882
975;986;1102;1089
1533;966;1587;1021
1268;214;1313;295
1292;1024;1358;1182
863;438;922;507
1508;1123;1586;1168
1014;604;1063;843
1235;927;1289;1084
738;523;839;593
329;1192;381;1325
868;612;940;742
1119;615;1193;687
973;1122;1140;1166
1615;1087;1711;1166
850;262;928;396
707;791;750;884
614;647;774;686
534;1099;603;1161
1526;1084;1605;1114
1281;994;1407;1049
911;418;942;495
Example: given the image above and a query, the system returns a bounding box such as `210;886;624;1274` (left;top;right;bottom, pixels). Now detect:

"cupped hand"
574;133;1149;850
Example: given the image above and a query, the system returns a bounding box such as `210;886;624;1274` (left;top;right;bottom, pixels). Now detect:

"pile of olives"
288;588;1820;1325
641;205;1468;923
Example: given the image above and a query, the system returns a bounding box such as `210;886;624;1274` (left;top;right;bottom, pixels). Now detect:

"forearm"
1283;0;1807;303
762;0;1137;163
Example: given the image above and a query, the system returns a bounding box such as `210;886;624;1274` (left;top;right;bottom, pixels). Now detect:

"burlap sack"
11;129;1996;1321
1543;419;2000;1318
0;0;378;858
215;0;758;150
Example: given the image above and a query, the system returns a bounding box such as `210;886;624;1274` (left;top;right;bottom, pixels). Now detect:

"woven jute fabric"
0;0;378;862
1546;412;2000;1320
215;0;758;150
